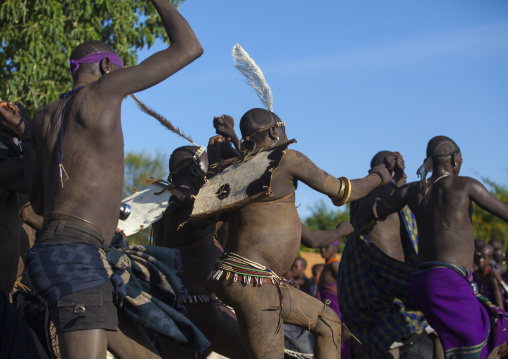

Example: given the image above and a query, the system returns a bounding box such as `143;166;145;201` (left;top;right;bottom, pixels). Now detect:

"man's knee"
312;305;341;337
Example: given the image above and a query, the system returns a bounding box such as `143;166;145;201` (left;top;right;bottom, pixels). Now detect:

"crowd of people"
1;1;508;359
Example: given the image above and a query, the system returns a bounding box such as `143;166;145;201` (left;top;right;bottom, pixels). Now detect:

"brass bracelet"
331;177;351;206
330;178;345;204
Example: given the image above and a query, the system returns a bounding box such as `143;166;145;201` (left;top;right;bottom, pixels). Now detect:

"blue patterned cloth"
26;233;210;352
26;243;109;305
338;205;428;359
107;235;210;352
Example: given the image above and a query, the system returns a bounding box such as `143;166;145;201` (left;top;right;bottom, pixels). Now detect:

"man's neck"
432;166;453;178
73;73;101;88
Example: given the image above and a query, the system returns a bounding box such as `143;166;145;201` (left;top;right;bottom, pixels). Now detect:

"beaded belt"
208;252;292;287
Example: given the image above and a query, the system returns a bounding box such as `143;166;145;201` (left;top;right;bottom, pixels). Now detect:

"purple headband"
332;241;341;246
70;52;124;75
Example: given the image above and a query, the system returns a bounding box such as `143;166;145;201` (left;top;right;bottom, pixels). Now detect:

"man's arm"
98;0;203;99
372;184;412;221
301;221;353;248
330;260;340;280
0;101;43;213
286;150;391;204
213;115;241;152
468;178;508;223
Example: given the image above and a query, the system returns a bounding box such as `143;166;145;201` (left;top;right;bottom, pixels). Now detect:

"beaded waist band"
209;252;292;287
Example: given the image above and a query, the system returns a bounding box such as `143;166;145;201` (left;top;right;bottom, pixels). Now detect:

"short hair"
239;108;281;143
70;40;116;61
474;239;486;251
293;257;307;269
426;136;460;159
488;238;503;251
370;151;393;169
312;263;324;275
169;146;200;174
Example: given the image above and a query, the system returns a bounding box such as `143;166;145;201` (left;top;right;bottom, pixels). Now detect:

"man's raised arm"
468;178;508;223
103;0;203;97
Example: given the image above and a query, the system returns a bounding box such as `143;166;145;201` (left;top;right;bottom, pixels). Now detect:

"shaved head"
370;151;394;169
70;40;117;62
239;108;281;142
169;146;202;173
426;136;460;159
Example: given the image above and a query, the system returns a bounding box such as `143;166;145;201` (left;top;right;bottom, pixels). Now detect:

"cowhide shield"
191;140;294;219
117;182;175;237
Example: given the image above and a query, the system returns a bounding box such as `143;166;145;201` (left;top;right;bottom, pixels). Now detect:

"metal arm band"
331;177;351;206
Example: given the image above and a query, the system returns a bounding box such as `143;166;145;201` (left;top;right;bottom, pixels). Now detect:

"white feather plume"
232;43;273;112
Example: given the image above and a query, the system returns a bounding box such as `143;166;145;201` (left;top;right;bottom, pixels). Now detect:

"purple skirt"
410;262;508;359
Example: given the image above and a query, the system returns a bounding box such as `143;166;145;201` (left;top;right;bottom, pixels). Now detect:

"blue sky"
121;0;508;218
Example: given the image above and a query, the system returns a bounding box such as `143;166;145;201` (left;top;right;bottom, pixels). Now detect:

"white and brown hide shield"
191;140;294;219
117;182;181;237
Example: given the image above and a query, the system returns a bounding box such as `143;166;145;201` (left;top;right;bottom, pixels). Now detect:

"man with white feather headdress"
193;44;395;359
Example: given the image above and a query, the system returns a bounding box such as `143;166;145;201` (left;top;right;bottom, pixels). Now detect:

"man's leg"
185;300;246;358
107;310;161;359
280;286;341;359
59;329;107;359
157;298;246;359
212;281;286;359
50;282;119;359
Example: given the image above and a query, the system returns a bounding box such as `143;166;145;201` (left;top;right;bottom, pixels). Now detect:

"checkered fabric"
338;205;427;359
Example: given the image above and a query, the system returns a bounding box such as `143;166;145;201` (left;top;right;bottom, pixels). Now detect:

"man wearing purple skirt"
369;136;508;359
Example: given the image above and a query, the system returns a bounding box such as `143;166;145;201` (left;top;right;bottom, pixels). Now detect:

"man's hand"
370;164;392;186
213;115;237;139
392;152;406;186
0;100;28;138
335;221;354;238
207;135;239;165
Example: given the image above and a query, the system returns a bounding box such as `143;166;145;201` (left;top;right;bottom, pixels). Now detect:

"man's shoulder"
33;101;59;123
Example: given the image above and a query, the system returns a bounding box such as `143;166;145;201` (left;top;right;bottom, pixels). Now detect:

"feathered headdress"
232;44;273;112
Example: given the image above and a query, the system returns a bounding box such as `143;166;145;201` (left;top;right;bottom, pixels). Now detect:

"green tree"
123;150;167;245
302;200;350;253
0;0;183;114
472;178;508;248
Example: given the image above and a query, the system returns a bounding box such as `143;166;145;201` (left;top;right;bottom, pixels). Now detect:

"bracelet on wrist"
370;171;384;186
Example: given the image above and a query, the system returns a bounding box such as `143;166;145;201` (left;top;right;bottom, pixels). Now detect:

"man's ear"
189;163;201;177
268;127;277;140
100;57;112;75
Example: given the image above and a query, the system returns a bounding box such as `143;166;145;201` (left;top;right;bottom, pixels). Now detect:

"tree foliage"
302;200;350;253
123;150;167;245
0;0;184;114
472;178;508;248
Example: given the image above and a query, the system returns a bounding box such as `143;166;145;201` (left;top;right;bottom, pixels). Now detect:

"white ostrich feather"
232;43;273;112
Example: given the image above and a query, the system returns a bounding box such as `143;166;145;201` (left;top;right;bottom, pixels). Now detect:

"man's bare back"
374;136;508;358
377;151;508;269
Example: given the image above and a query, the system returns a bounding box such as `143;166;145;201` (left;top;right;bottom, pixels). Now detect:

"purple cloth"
316;282;351;359
316;282;341;318
70;52;124;75
410;262;508;359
